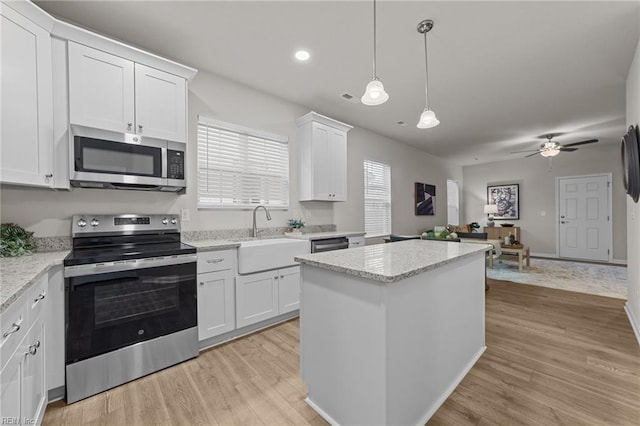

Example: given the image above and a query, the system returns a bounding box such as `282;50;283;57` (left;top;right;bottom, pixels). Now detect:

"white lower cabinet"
0;272;47;424
278;267;301;314
197;269;235;340
236;266;300;328
197;250;236;341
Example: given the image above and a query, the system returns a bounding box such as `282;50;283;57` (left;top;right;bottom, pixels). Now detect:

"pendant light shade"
417;109;440;129
362;78;389;105
416;19;439;129
361;0;389;106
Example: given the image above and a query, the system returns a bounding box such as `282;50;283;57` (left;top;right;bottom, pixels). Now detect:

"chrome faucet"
252;205;272;237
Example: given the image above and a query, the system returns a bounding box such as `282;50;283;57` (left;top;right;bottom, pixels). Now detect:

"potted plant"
287;218;305;234
1;223;36;257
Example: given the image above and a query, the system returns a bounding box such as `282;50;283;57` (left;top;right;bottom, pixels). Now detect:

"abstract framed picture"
487;184;519;220
415;182;436;216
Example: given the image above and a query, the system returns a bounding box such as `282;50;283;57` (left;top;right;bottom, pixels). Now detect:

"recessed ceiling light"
295;50;310;61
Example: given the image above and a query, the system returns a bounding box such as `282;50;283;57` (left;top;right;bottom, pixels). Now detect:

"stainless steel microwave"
69;125;186;192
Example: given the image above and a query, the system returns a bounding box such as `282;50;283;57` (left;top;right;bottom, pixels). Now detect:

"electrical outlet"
181;209;190;222
541;210;546;217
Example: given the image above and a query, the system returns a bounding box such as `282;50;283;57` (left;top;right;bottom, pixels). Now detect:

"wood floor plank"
43;279;640;425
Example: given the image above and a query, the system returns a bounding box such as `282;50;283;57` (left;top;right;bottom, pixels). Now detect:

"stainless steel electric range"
63;214;197;403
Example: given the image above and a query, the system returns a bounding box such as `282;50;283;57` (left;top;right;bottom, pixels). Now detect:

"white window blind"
364;159;391;237
197;117;289;209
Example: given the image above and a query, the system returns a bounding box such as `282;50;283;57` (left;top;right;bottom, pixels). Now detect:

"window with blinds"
364;159;392;237
197;117;289;209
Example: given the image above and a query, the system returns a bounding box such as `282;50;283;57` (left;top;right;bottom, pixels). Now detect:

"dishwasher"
310;237;350;253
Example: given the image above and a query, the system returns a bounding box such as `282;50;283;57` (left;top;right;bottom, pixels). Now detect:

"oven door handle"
64;254;197;278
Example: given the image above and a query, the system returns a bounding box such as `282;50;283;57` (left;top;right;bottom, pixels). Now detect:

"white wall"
462;144;627;260
335;126;462;239
626;37;640;343
0;69;461;237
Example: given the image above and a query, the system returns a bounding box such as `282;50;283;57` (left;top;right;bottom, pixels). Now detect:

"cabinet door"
236;271;278;328
0;343;23;421
197;270;236;341
329;128;347;201
0;4;53;187
23;321;45;423
134;64;186;142
68;41;135;133
311;122;332;200
278;267;300;314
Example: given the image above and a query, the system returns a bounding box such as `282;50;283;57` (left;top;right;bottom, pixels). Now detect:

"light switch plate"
181;209;190;222
540;210;546;217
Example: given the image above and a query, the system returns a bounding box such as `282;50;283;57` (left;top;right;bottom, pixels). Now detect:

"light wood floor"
44;279;640;425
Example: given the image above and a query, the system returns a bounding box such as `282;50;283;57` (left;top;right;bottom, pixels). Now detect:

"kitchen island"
294;239;490;426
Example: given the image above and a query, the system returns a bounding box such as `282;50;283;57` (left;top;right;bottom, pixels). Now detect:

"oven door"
65;257;196;363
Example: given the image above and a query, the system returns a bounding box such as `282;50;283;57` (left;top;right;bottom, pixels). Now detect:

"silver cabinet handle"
127;122;133;129
280;275;284;279
206;258;224;264
26;340;40;356
199;281;205;286
33;293;45;303
138;124;143;130
274;276;278;280
45;174;53;179
2;322;21;338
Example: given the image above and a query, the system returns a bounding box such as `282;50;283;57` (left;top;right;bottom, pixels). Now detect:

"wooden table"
500;245;530;272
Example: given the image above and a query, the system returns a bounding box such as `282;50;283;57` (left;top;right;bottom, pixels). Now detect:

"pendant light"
361;0;389;106
417;19;440;129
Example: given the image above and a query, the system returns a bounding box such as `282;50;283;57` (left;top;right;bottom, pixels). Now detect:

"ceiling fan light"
540;148;560;157
361;79;389;106
417;108;440;129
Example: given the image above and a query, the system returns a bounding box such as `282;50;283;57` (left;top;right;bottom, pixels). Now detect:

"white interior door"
558;175;610;261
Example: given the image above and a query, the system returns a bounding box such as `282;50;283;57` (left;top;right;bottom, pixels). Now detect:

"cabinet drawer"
0;297;27;370
197;249;235;274
27;274;47;326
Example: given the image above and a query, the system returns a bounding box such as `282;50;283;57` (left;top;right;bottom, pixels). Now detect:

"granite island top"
284;231;366;240
294;239;491;283
0;250;69;314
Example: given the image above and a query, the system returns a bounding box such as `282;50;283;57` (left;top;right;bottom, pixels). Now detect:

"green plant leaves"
0;223;36;257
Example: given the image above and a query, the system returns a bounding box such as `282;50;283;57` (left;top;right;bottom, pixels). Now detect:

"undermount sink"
238;238;310;274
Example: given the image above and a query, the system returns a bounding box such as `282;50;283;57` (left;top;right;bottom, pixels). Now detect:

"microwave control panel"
167;150;185;180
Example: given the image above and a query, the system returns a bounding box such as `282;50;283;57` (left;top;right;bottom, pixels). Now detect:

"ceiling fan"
511;134;598;158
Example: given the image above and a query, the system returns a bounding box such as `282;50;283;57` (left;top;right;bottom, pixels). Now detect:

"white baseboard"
624;303;640;347
530;252;558;259
529;252;627;266
305;397;340;426
415;345;487;426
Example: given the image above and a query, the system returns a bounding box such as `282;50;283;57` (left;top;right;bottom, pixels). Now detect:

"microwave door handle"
161;147;167;179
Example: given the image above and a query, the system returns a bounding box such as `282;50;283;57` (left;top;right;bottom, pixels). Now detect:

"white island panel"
298;240;487;425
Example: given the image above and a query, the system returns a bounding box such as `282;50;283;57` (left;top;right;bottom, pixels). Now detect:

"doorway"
557;174;612;262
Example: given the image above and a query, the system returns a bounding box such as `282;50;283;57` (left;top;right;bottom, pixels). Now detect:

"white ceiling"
36;1;640;166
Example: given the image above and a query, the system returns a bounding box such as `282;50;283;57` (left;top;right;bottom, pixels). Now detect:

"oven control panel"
72;214;180;235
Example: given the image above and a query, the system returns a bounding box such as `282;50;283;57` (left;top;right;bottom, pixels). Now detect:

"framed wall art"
415;182;436;216
487;184;519;220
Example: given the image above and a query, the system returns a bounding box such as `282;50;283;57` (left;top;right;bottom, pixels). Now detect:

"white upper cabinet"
68;41;135;134
68;41;187;142
297;112;352;202
0;3;54;188
135;64;186;142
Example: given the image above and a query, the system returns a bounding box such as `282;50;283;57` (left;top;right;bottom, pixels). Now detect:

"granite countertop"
184;239;241;251
294;239;491;283
284;231;366;240
0;251;69;314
